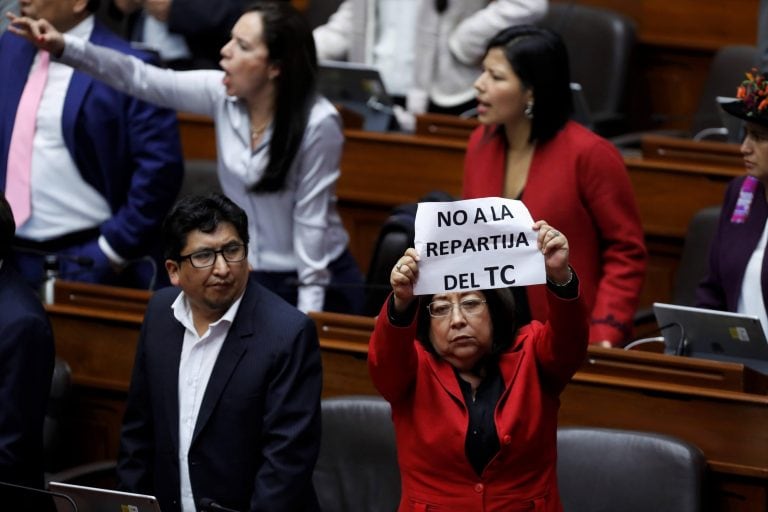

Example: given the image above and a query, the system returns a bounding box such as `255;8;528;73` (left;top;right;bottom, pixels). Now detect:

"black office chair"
363;204;417;316
44;358;72;474
690;45;757;141
557;427;706;512
313;396;400;512
178;159;221;199
363;191;454;316
304;0;345;29
633;205;721;333
613;45;757;148
540;3;637;137
670;205;722;307
41;357;118;488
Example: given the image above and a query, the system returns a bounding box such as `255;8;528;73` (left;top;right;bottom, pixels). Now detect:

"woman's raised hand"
390;248;420;313
5;13;66;57
533;220;571;285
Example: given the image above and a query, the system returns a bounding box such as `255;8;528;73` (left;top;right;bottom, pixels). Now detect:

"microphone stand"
0;480;77;512
199;497;241;512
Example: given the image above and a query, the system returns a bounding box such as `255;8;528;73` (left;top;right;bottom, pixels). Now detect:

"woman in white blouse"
8;1;364;314
696;70;768;337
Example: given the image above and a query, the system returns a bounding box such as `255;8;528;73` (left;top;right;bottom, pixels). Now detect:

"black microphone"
0;480;77;512
657;321;687;356
199;497;241;512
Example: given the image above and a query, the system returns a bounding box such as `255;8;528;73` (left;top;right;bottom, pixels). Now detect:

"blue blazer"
0;22;183;259
117;276;322;512
0;264;54;488
697;176;768;313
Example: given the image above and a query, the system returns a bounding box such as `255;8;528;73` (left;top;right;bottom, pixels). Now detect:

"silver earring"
524;100;534;120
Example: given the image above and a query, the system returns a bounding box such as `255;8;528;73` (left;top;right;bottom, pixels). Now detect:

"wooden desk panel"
46;286;768;510
338;129;465;205
47;304;140;392
625;157;738;238
560;380;768;511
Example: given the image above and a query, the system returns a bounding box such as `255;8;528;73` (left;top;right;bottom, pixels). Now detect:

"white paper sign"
413;197;546;295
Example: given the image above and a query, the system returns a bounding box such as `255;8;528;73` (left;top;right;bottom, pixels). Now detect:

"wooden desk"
46;279;768;510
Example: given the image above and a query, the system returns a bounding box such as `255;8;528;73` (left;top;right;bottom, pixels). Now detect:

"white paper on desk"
413;197;546;295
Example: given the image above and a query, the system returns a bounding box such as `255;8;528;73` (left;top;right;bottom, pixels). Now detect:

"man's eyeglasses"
427;298;487;318
178;244;247;268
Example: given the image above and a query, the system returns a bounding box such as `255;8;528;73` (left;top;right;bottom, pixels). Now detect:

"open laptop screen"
48;482;163;512
317;60;395;132
653;302;768;374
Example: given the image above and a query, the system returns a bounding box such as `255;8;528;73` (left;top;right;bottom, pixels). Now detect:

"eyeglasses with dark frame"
427;298;487;318
178;243;247;268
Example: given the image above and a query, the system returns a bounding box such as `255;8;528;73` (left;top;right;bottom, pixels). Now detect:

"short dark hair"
244;1;317;193
485;25;573;143
415;287;518;359
0;194;15;260
162;193;249;261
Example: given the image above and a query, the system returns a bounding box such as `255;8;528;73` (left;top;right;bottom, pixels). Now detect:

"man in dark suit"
104;0;246;69
118;193;322;512
0;194;55;502
0;0;183;291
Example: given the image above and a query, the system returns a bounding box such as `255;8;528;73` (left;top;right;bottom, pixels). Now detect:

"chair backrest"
363;205;417;315
363;191;454;315
690;45;758;138
304;0;345;29
313;396;400;512
539;4;636;136
44;357;72;472
178;159;221;199
557;426;706;512
673;205;721;306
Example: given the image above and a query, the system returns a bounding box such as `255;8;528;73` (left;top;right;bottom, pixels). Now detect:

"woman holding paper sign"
462;25;647;347
369;220;588;511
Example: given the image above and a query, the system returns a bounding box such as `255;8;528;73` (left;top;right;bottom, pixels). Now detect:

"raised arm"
6;12;222;116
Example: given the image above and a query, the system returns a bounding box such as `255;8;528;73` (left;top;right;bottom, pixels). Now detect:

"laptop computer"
48;482;162;512
317;60;395;132
653;302;768;374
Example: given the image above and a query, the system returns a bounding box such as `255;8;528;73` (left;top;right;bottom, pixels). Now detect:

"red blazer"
369;289;588;512
463;121;647;344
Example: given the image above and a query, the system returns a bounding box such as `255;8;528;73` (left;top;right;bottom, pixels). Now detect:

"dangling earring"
524;100;534;120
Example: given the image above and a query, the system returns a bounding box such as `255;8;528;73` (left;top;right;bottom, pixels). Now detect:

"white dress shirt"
737;220;768;339
61;35;350;312
16;17;112;243
172;291;243;512
371;0;417;96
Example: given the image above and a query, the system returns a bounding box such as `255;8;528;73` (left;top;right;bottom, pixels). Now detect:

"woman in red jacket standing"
463;25;647;347
369;221;588;511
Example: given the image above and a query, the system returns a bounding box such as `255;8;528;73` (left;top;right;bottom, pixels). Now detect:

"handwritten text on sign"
413;197;545;295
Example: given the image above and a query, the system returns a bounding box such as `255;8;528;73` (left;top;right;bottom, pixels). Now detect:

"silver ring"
551;230;560;237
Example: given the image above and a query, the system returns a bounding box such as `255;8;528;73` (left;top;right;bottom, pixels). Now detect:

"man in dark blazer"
0;194;55;503
0;0;183;291
104;0;247;69
118;193;322;512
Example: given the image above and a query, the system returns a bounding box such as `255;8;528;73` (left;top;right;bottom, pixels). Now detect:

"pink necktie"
6;51;50;227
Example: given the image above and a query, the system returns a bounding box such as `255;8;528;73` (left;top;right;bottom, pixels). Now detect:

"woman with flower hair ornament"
696;69;768;338
463;25;647;347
